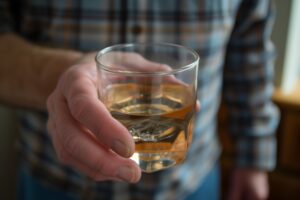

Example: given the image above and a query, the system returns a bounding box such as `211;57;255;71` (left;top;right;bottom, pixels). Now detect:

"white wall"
272;0;300;93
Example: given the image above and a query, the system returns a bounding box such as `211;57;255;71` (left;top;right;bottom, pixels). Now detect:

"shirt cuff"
234;136;277;171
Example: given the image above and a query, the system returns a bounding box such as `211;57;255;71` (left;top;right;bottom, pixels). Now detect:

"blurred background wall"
0;105;18;200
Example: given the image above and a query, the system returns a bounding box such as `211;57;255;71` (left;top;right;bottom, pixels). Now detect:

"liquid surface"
103;83;196;172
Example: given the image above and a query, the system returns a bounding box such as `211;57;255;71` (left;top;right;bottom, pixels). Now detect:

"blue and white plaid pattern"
0;0;279;199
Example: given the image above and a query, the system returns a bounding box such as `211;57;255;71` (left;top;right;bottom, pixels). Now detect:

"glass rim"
95;42;199;76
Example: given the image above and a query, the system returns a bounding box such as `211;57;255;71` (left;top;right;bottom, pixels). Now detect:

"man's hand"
47;53;141;183
46;51;200;183
227;168;269;200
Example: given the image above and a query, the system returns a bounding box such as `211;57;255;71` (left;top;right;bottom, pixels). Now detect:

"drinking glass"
96;43;199;173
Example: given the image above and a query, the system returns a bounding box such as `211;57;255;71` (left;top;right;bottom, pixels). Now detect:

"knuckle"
156;64;172;71
59;69;82;92
61;142;80;166
65;68;81;81
69;71;83;84
91;158;105;181
50;124;77;166
69;95;89;122
67;78;90;98
124;52;143;63
57;149;71;164
63;134;77;155
52;139;71;165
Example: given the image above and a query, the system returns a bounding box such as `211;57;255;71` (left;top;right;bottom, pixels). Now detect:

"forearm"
0;33;82;110
223;0;279;170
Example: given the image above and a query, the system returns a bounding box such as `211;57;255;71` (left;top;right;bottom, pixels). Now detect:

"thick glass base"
131;152;184;173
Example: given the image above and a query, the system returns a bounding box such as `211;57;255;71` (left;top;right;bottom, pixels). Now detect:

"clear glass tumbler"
96;43;199;173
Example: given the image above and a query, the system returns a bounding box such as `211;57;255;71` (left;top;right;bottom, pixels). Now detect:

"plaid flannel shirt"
0;0;279;199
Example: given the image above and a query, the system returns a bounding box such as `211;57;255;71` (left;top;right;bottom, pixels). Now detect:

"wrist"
35;47;83;108
0;33;83;110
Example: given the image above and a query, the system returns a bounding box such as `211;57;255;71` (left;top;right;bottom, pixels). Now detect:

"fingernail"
112;140;131;157
116;166;135;182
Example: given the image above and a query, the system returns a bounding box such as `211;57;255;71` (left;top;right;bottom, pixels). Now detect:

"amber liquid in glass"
103;83;195;173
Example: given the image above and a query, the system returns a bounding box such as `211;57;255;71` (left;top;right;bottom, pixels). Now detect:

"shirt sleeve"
0;0;14;33
223;0;280;171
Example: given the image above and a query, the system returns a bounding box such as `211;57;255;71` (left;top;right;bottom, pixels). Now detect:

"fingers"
245;170;269;200
101;52;172;72
61;67;135;157
126;53;173;73
100;52;187;89
47;91;141;183
227;169;269;200
47;62;141;183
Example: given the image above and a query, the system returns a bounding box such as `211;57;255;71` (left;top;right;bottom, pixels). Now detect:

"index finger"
61;65;135;158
